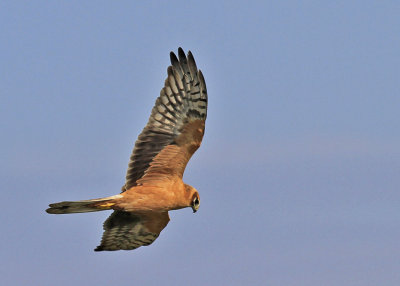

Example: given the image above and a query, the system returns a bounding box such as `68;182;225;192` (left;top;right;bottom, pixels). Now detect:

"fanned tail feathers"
46;195;122;214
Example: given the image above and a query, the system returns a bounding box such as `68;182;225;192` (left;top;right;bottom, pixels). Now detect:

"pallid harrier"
46;48;207;251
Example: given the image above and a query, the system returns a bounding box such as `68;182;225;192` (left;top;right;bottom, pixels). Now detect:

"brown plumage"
46;48;207;251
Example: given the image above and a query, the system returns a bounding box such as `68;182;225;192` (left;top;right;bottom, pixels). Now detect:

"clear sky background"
1;1;399;285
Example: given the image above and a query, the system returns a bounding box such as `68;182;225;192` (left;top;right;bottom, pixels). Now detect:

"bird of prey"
46;48;207;251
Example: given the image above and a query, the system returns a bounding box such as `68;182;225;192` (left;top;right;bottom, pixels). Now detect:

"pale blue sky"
1;1;399;285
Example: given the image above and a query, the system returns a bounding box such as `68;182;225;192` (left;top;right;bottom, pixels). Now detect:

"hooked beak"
192;207;197;213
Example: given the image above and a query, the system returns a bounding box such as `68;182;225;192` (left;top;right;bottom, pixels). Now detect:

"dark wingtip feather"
187;51;198;75
178;47;187;63
170;51;179;65
198;70;207;90
187;50;195;63
178;47;185;58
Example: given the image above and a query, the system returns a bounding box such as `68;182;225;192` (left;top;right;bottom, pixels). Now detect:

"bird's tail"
46;194;122;214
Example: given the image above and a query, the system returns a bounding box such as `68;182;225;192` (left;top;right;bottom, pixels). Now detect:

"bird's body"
46;48;207;251
47;180;195;213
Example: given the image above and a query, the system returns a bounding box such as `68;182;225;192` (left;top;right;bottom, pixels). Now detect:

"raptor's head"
185;184;200;213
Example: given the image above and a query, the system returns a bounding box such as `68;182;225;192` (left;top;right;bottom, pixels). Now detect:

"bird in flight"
46;48;207;251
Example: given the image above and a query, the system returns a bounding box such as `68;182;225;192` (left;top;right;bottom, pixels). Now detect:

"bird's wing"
123;48;207;191
95;211;170;251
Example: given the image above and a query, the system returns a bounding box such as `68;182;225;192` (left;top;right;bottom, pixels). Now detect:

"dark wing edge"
123;48;207;191
95;211;170;251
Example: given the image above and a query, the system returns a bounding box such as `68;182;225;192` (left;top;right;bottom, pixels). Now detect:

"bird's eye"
193;197;199;206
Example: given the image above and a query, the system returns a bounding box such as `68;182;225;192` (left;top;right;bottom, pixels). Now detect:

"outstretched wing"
95;211;170;251
123;48;207;191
